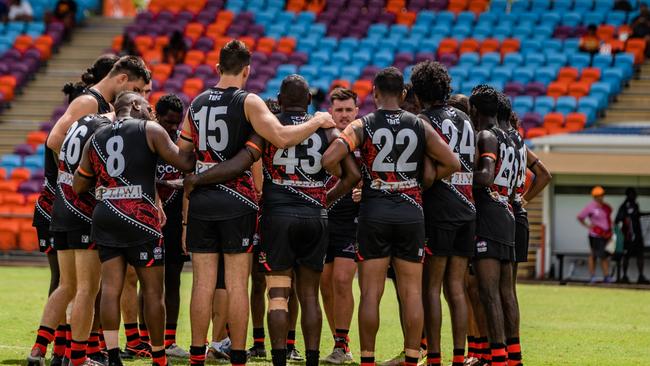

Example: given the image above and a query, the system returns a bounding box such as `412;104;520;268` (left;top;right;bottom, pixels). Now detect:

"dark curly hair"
447;94;470;114
265;98;281;114
496;92;512;123
410;60;451;106
469;84;499;118
155;94;184;117
400;83;421;114
81;54;120;86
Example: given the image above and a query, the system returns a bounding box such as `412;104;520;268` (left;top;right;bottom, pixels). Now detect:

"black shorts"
36;225;55;254
356;219;425;263
514;220;530;263
425;220;475;258
474;237;515;262
258;214;328;272
186;213;256;254
98;240;164;267
589;236;609;259
162;221;189;264
52;227;95;251
325;239;356;263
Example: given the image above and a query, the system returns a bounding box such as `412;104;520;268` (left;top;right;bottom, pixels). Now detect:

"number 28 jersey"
89;119;160;247
185;87;258;220
262;111;330;217
508;128;528;220
50;114;111;232
354;109;425;223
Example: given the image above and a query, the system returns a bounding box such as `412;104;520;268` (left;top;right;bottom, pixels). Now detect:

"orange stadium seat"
184;23;205;41
256;37;276;54
184;50;205;68
183;78;205;98
500;38;520;55
154;35;169;50
0;180;19;193
568;81;590;99
214;36;234;51
438;38;459;56
2;192;25;205
142;49;162;65
606;39;625;53
331;79;351;90
396;11;417;26
26;131;48;147
448;0;469;13
0;84;14;102
546;125;569;135
307;0;325;12
626;39;646;64
558;67;579;83
216;10;235;24
206;23;227;39
149;91;165;107
205;50;220;66
0;219;19;251
18;226;39;252
277;37;296;54
469;0;488;14
239;36;256;52
543;113;565;129
0;168;6;180
565;113;587;131
112;35;123;51
352;79;373;100
186;0;206;13
26;193;39;205
580;67;601;83
134;35;153;53
152;63;173;82
9;168;30;182
14;35;33;52
479;38;500;54
459;38;480;54
547;82;569;98
385;2;404;14
526;127;547;139
287;0;306;12
597;25;616;41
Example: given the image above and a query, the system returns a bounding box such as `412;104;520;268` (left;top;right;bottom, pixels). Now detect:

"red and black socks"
452;348;465;366
334;329;350;352
151;348;167;366
230;349;247;366
491;343;508;366
124;323;141;349
65;325;72;360
507;337;523;366
477;336;489;361
271;349;287;366
52;325;67;357
467;336;478;359
403;355;419;366
70;340;87;366
32;325;55;356
286;330;296;352
164;323;177;349
427;352;441;366
252;327;265;349
190;345;206;366
360;356;375;366
86;332;102;359
139;323;150;344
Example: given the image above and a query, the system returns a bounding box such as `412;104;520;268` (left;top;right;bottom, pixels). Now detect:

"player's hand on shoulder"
352;187;362;203
183;173;199;196
314;111;335;129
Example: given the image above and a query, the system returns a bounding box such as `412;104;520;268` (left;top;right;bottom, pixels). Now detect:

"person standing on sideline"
577;186;614;283
615;187;649;284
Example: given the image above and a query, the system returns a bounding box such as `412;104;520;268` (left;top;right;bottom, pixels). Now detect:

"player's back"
358;109;425;223
507;128;527;217
50;114;111;231
262;111;330;217
90;118;160;246
421;105;476;227
186;86;257;220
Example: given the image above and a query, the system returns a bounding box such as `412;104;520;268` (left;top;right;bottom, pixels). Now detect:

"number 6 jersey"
50;114;111;232
184;87;258;220
89;119;161;247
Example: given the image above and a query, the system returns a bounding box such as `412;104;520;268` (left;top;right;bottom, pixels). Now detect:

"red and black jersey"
262;111;330;217
186;87;257;220
50;114;111;232
358;109;425;224
156;155;183;220
421;106;476;229
474;126;516;246
89;118;160;247
508;128;528;219
32;137;57;228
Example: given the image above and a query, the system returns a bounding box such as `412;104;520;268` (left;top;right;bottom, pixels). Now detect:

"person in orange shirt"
580;25;602;56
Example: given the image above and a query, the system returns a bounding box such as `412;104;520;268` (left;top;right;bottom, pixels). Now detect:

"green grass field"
0;266;649;365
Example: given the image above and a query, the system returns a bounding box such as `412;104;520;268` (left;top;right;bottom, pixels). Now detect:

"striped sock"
420;336;428;351
466;336;477;358
477;337;489;361
491;343;507;366
164;324;177;349
65;325;72;359
123;323;139;349
32;325;55;356
139;323;150;344
360;356;375;366
98;329;106;350
334;329;350;352
286;330;296;352
507;337;522;366
404;355;419;366
190;345;206;366
53;325;67;357
152;348;167;366
70;340;88;366
452;348;465;366
427;352;441;366
86;332;101;357
230;349;247;366
252;327;265;349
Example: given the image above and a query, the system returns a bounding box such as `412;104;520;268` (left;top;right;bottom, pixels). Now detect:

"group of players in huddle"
24;39;552;366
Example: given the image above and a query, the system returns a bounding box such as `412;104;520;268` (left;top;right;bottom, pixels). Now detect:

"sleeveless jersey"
187;87;257;220
421;106;476;229
358;109;425;223
508;128;528;222
89;118;160;247
326;150;361;231
156;158;183;220
262;111;330;217
50;114;111;232
474;126;516;245
32;136;57;228
85;88;111;114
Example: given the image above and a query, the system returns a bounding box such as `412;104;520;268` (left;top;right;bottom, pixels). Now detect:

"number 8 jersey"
184;87;258;220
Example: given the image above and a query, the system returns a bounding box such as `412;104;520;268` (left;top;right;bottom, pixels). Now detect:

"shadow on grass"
0;360;27;365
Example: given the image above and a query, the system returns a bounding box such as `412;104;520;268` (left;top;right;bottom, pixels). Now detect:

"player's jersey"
421;106;476;228
326;150;361;232
50;114;111;232
262;111;330;217
89;118;160;247
186;87;257;220
508;128;528;220
32;138;57;228
85;88;111;114
474;126;516;245
156;154;183;220
358;109;425;223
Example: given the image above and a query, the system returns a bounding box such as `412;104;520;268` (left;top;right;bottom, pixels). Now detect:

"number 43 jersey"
185;87;258;220
262;111;330;218
89;119;161;247
356;109;425;224
50;114;111;232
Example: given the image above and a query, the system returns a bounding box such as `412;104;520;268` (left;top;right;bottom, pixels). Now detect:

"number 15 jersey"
185;87;258;220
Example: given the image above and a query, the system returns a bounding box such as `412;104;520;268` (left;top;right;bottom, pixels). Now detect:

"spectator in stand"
631;4;650;57
119;33;140;57
162;31;187;66
47;0;77;41
614;0;633;12
580;25;602;55
615;188;649;284
578;186;614;284
8;0;32;21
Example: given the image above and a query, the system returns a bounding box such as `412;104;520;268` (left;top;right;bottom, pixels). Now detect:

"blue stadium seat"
606;11;626;26
459;52;481;67
435;11;455;26
541;39;563;53
297;36;319;53
310;50;330;66
535;66;558;85
341;65;362;79
451;79;461;93
457;11;476;25
602;67;623;93
532;0;551;11
540;13;561;27
486;80;505;91
569;53;591;70
563;38;581;52
23;155;43;170
378;37;399;51
308;23;327;38
398;38;420;53
469;66;491;82
589;82;611;109
521;40;541;54
331;51;351;67
553;0;572;12
478;12;497;25
573;0;594;12
320;65;340;80
255;10;275;26
411;24;429;38
0;154;22;168
318;38;338;53
546;52;568;68
513;67;535;84
276;64;297;79
534;96;556;115
26;22;45;36
525;53;546;67
472;24;492;39
360;38;379;52
556;96;578;114
298;65;319;81
533;24;555;40
449;66;470;82
518;12;540;25
578;97;600;125
338;38;359;52
481;52;502;68
493;24;513;39
512;24;533;39
592;53;613;69
276;11;295;25
296;11;316;24
35;144;45;155
583;11;606;25
373;51;394;68
503;53;524;67
432;23;452;37
452;23;473;39
268;23;288;37
513;96;534;115
489;0;508;13
492;66;514;83
352;50;372;68
415;10;435;26
312;78;332;92
389;24;410;38
368;23;388;37
287;24;308;38
594;0;614;11
6;21;25;34
461;81;480;96
562;12;582;27
615;53;635;79
511;0;531;13
419;38;441;53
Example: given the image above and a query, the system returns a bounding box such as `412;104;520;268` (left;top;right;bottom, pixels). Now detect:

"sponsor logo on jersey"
242;238;250;247
476;240;488;253
195;160;216;174
57;171;74;186
95;185;143;200
253;233;260;246
39;239;47;248
140;252;148;260
81;235;90;244
157;164;178;175
153;246;163;260
370;178;419;191
445;172;473;186
271;178;325;188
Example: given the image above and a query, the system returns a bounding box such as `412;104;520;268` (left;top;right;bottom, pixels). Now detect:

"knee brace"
266;275;291;312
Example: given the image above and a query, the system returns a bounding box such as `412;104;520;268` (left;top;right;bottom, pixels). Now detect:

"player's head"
328;87;358;129
114;91;152;120
509;111;521;130
410;60;451;107
625;187;637;201
496;92;512;126
469;84;499;128
448;94;470;114
591;185;605;203
141;79;153;99
278;74;311;111
373;67;405;104
81;54;119;87
107;56;151;97
62;82;86;105
401;83;421;114
265;98;281;114
155;94;184;138
217;40;251;84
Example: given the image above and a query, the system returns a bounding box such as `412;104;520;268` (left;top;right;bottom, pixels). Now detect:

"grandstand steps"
0;16;131;154
599;61;650;124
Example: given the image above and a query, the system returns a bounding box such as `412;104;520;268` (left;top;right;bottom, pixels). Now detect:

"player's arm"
176;112;195;153
422;119;460;181
326;153;362;206
523;148;552;203
473;130;498;187
47;95;99;153
184;133;264;195
421;156;436;190
72;138;96;194
251;159;263;196
148;122;196;173
322;119;363;175
245;93;335;148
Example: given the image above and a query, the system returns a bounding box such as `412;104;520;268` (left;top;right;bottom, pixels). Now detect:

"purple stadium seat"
269;52;288;64
194;37;215;52
4;49;22;61
176;93;191;108
377;11;396;24
197;12;216;25
362;66;381;79
553;26;572;39
204;76;219;88
177;10;195;23
349;23;369;38
164;78;184;93
288;52;308;66
47;22;64;33
248;24;265;39
24;48;42;62
408;0;427;11
247;80;266;94
438;53;458;67
32;169;45;181
206;0;224;7
237;12;255;24
395;52;415;64
14;144;34;156
136;11;154;24
195;64;214;76
415;52;436;63
504;82;525;97
19;180;42;194
525;82;547;97
257;65;277;77
0;63;8;74
431;0;449;10
173;64;193;78
156;10;175;23
40;122;53;132
522;112;543;129
572;26;587;37
145;23;165;36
